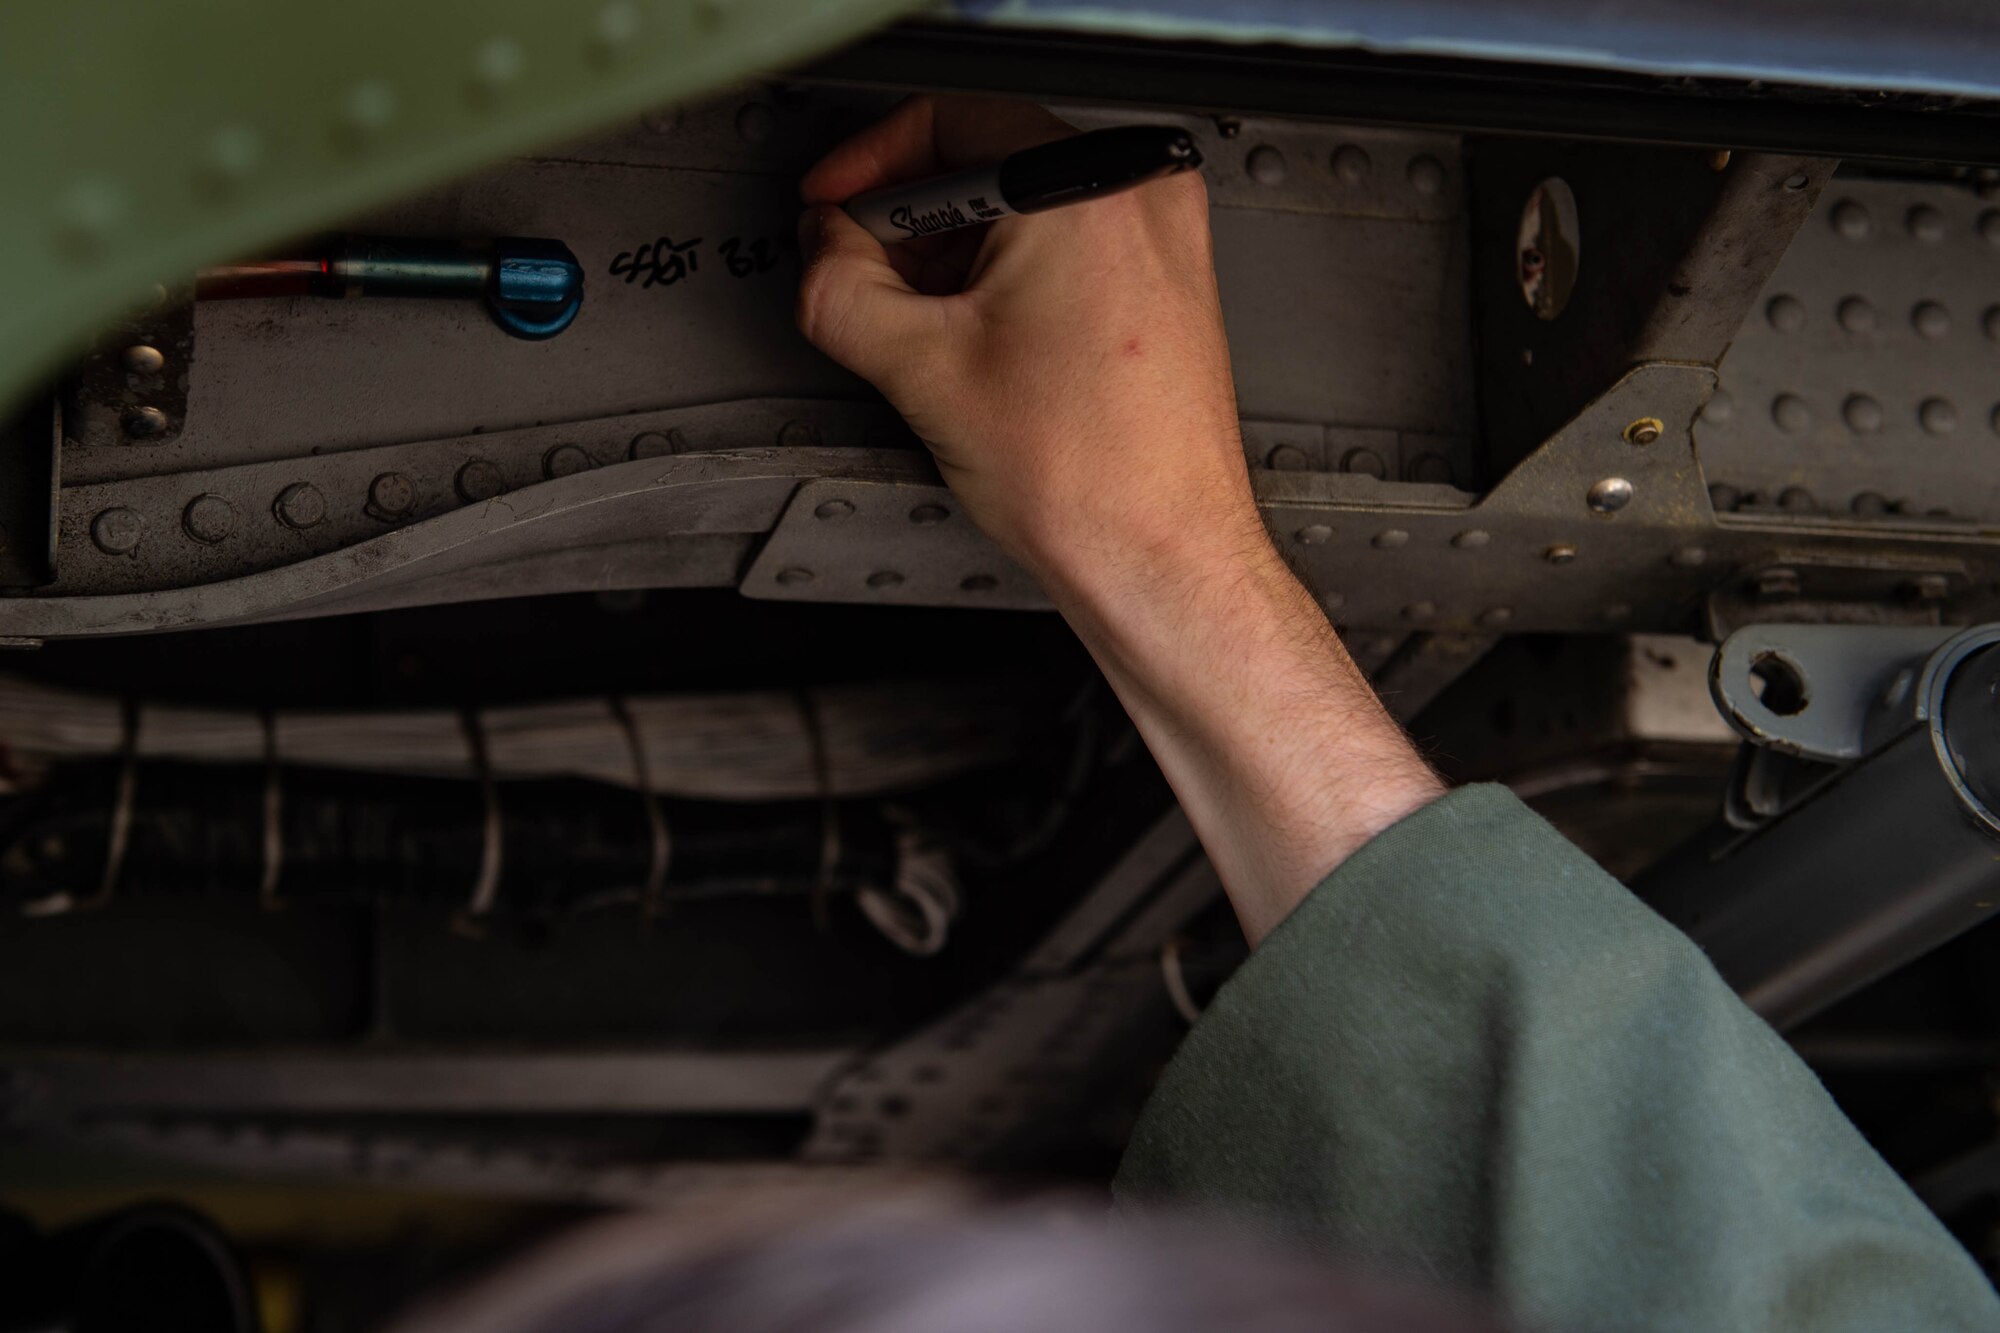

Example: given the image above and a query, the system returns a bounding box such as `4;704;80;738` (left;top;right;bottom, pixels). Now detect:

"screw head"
1623;418;1664;446
122;344;164;374
1587;477;1634;513
181;493;236;544
368;472;417;517
90;507;144;555
122;405;169;438
1544;543;1579;565
456;459;505;503
274;482;327;529
542;444;594;479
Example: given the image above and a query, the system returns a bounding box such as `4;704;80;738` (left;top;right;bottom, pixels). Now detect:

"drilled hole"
1518;177;1579;320
1749;652;1809;716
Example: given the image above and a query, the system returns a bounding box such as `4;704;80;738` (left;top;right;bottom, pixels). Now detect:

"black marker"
844;125;1202;244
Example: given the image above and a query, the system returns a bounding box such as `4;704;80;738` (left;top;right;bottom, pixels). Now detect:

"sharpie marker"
845;125;1202;244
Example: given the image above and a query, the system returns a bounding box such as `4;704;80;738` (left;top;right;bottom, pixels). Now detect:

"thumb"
794;205;942;387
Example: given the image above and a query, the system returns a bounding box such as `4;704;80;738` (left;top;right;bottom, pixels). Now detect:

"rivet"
369;472;417;517
543;443;594;479
122;406;169;438
1407;155;1445;195
1842;394;1884;433
1331;143;1371;182
1707;482;1741;512
813;499;855;520
735;103;777;145
1544;543;1578;565
1766;294;1806;332
1779;486;1816;511
1907;204;1945;243
1372;528;1409;549
1782;172;1810;191
471;37;525;96
1830;199;1871;240
1623;417;1663;446
274;482;327;530
1294;523;1333;545
1602;603;1632;622
1670;546;1707;567
53;179;128;255
592;2;641;56
960;574;999;593
1246;145;1287;185
629;429;687;459
181;494;236;545
1341;447;1388;479
1407;453;1454;485
1587;477;1634;513
1452;529;1490;549
341;82;398;140
1700;391;1733;425
1919;397;1959;435
909;503;949;525
90;507;144;556
456;459;505;502
1837;296;1877;334
778;419;821;448
1912;301;1951;340
1402;601;1437;623
1770;393;1812;434
775;567;814;586
1851;491;1891;517
1477;607;1513;629
122;344;164;374
866;571;904;589
1265;443;1310;470
200;125;263;193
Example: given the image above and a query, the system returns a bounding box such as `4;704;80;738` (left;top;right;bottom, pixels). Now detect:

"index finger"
799;95;1076;206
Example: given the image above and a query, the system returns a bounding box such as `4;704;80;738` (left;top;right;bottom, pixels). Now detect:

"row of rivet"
1711;390;2000;437
780;493;1002;594
1826;198;2000;245
53;0;734;260
1237;138;1448;196
1763;294;2000;341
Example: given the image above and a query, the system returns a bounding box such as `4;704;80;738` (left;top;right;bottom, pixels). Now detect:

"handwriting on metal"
608;230;795;289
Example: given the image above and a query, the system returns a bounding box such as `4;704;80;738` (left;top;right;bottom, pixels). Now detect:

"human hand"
794;95;1266;604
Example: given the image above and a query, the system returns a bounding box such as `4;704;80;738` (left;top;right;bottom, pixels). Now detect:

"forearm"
1037;506;1443;945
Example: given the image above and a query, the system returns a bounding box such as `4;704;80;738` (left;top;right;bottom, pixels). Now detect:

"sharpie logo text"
890;202;970;238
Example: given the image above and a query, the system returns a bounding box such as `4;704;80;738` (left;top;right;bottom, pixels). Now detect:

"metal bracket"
742;478;1046;611
1710;623;1957;760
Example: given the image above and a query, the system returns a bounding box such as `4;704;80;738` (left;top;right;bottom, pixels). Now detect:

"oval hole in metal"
1518;177;1580;320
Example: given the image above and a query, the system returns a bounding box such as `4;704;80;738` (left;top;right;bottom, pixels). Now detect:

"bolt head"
90;507;144;555
369;472;417;516
274;482;326;529
182;493;236;545
1587;477;1634;513
1623;418;1663;446
122;405;169;438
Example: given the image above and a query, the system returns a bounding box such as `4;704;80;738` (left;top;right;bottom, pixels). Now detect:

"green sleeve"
1113;784;1998;1331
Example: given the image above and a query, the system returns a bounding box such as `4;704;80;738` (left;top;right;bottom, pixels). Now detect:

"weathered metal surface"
1700;177;2000;523
1708;623;1956;760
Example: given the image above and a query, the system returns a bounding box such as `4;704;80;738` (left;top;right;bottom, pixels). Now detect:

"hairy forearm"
1039;513;1445;945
